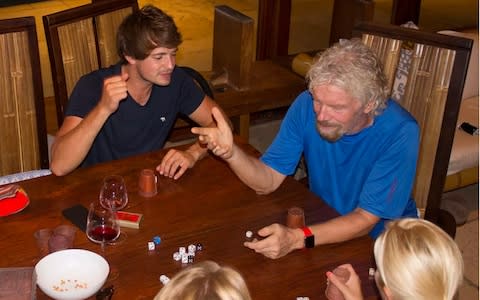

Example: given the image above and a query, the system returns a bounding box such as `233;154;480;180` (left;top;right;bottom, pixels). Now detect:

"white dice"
159;274;170;285
147;241;155;251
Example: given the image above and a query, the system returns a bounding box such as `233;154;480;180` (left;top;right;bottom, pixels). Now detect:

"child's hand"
326;264;364;300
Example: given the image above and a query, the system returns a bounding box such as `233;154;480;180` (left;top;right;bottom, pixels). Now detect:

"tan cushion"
438;30;479;100
448;96;479;175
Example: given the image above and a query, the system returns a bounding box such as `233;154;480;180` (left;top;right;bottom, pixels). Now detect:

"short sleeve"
261;91;311;175
177;68;205;116
65;73;104;118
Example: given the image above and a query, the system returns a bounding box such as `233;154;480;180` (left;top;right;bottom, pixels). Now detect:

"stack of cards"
116;211;143;229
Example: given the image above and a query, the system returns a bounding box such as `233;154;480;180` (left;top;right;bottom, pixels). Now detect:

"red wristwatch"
302;226;315;248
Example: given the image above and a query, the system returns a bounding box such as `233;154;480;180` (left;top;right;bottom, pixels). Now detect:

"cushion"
391;22;418;104
447;96;479;175
438;30;479;100
0;169;52;185
391;43;413;104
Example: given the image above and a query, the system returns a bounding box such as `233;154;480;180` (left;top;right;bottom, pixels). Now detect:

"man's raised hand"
100;72;129;113
191;106;233;159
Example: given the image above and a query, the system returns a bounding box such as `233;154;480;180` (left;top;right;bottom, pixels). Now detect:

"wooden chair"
353;22;473;237
0;17;49;176
43;0;139;127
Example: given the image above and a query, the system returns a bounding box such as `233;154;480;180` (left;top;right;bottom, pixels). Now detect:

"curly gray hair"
306;38;389;115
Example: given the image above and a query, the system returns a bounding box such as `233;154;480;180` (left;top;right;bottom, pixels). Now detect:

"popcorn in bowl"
35;249;109;300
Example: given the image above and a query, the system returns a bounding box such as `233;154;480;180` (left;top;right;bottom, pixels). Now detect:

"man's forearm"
226;144;281;194
310;208;379;245
50;107;110;175
50;135;93;176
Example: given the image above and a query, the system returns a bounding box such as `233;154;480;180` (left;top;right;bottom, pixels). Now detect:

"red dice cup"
138;169;157;197
286;207;305;229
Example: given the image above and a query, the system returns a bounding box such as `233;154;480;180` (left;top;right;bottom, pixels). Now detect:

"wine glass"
99;175;128;245
86;201;120;281
99;175;128;211
86;201;120;247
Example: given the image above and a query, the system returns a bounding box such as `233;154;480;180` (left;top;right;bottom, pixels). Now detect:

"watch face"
305;235;315;248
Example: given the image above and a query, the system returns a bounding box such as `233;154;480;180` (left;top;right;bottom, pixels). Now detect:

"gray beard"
316;123;344;142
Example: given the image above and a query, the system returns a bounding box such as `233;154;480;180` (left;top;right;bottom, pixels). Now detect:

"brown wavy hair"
117;5;182;64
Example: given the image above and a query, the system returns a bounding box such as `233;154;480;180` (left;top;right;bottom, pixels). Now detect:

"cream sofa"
439;29;479;191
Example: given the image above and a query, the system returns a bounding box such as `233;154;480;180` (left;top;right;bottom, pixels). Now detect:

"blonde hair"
154;261;252;300
374;218;463;300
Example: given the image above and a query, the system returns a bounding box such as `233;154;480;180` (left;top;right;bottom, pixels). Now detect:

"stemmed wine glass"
86;201;120;281
99;175;129;244
99;175;128;211
86;201;120;247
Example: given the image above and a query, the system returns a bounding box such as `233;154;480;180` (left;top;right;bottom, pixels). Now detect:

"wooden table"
0;142;379;299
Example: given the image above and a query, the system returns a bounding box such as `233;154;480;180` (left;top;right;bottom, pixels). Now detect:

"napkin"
0;184;19;201
0;267;36;299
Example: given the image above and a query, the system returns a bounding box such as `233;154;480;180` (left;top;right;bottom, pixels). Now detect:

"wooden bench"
168;60;305;142
168;6;306;142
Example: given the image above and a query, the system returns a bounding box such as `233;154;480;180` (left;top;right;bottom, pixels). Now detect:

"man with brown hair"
50;5;219;178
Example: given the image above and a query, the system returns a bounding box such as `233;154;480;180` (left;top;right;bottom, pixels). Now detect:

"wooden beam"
212;5;254;90
391;0;421;25
256;0;291;60
330;0;375;45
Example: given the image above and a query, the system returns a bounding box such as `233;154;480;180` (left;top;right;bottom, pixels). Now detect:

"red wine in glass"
88;225;119;244
86;202;120;245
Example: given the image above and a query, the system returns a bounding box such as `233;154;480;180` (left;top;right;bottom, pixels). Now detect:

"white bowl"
35;249;109;300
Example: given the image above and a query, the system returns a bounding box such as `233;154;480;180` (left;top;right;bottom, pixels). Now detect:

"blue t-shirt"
261;91;419;237
66;63;204;167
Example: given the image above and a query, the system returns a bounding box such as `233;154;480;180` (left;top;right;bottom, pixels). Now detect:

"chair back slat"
58;19;99;97
96;7;132;67
361;34;401;93
354;23;472;235
43;0;138;126
409;46;455;210
0;17;49;175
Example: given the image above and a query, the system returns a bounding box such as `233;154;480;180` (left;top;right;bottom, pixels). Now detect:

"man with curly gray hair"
192;39;419;259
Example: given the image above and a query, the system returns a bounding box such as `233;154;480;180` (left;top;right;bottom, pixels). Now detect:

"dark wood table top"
0;142;379;299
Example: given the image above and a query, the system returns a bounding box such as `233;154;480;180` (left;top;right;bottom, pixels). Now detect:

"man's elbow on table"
233;177;275;195
50;152;76;176
251;176;284;195
254;187;276;195
251;166;285;195
50;160;70;176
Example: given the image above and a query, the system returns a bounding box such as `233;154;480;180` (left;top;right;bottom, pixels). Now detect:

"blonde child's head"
154;260;252;300
374;218;463;300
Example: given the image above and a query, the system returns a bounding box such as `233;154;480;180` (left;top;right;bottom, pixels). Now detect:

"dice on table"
147;241;155;251
153;236;162;245
159;274;170;285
